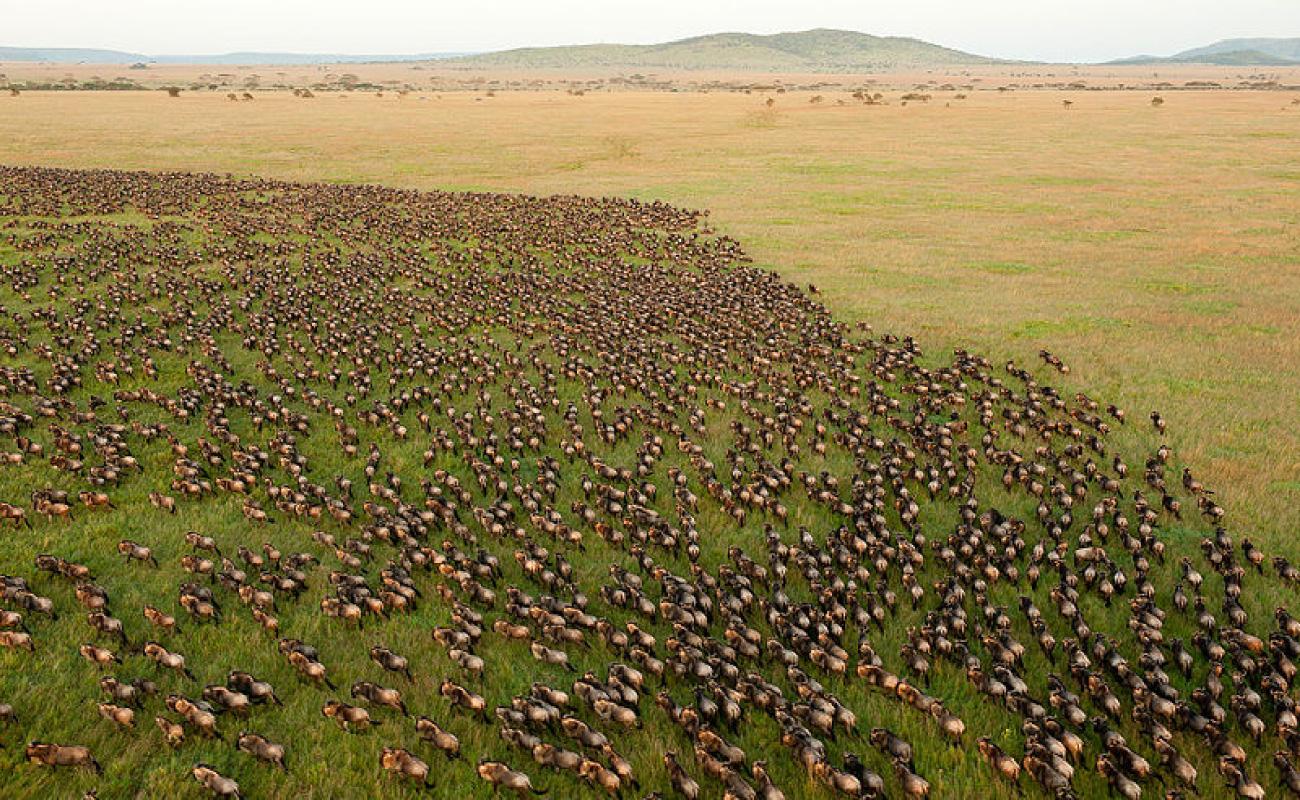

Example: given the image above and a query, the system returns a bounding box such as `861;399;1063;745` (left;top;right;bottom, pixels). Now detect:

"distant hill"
1;30;995;71
8;32;1298;71
0;46;146;63
449;29;996;71
1176;38;1300;62
1113;37;1300;66
0;46;468;65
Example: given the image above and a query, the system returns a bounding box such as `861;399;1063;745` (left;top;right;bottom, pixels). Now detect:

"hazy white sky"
7;0;1299;62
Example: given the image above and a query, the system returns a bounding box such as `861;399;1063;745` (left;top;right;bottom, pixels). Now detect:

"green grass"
1009;316;1128;338
0;87;1297;799
0;164;1290;800
965;260;1035;275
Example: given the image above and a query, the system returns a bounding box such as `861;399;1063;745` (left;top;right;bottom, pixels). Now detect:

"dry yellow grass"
5;59;1298;90
1;84;1297;545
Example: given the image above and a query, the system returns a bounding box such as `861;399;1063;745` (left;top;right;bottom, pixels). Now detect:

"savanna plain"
0;71;1297;800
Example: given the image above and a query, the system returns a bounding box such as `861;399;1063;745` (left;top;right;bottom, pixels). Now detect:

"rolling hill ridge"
0;46;466;65
1113;37;1300;65
5;31;1299;70
449;28;996;71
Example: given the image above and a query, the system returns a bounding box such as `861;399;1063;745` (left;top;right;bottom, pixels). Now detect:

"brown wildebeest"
477;760;546;796
380;747;432;787
192;763;241;797
25;742;101;773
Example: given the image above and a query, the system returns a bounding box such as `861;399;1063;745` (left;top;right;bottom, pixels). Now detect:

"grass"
966;261;1036;275
0;83;1296;799
0;180;1192;799
0;172;1081;800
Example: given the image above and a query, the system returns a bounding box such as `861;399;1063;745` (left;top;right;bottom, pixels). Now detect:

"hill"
449;28;996;71
0;46;467;65
1113;37;1300;65
0;46;147;63
1175;37;1300;62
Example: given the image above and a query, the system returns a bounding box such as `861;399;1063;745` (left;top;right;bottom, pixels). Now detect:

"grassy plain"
1;83;1296;548
4;58;1299;90
0;79;1299;800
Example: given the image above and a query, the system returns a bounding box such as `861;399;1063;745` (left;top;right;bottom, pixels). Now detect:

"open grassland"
4;59;1299;91
0;86;1296;800
0;86;1297;548
0;159;1293;800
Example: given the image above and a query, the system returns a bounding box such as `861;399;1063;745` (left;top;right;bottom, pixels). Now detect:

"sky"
6;0;1299;63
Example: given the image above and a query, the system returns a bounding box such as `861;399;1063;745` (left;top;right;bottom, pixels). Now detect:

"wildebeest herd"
0;165;1294;799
